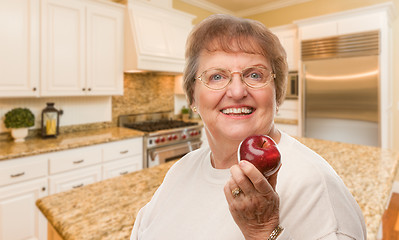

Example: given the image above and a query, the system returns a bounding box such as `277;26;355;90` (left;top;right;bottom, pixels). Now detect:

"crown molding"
180;0;311;17
180;0;235;15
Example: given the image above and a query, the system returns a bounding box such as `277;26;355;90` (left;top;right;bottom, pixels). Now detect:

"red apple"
238;135;281;177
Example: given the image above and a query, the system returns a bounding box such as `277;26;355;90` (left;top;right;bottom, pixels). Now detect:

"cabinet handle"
120;171;128;175
73;159;84;164
72;183;84;189
10;172;25;178
120;150;129;154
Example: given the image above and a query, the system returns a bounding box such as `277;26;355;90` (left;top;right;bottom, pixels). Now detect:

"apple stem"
262;140;266;148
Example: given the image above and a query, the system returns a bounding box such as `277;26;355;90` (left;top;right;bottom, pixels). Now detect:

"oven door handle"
149;140;202;163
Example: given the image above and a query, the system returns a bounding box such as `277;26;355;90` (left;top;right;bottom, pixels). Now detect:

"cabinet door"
0;0;39;97
0;178;48;240
272;27;298;71
49;165;102;194
41;0;86;96
299;21;337;40
86;4;124;95
103;156;142;180
133;13;171;57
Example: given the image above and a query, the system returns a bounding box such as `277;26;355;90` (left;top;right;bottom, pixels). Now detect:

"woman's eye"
209;73;227;82
246;71;263;80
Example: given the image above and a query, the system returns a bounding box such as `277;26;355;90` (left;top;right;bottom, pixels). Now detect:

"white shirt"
131;132;366;239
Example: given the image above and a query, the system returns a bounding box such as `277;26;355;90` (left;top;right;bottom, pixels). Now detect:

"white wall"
0;97;112;132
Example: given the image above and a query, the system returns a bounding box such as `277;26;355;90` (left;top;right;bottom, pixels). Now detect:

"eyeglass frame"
195;66;276;90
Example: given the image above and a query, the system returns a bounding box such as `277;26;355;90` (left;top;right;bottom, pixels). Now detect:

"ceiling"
181;0;311;17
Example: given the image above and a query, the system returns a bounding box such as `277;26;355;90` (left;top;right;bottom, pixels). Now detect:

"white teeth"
222;107;253;115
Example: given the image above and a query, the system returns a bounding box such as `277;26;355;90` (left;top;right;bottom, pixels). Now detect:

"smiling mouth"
221;107;254;116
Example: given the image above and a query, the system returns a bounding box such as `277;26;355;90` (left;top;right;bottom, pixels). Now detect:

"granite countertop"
0;127;144;161
36;138;399;240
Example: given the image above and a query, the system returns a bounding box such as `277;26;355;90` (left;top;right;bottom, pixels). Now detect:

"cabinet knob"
82;88;86;91
73;183;84;189
73;159;84;164
88;88;92;91
42;187;46;192
32;87;37;91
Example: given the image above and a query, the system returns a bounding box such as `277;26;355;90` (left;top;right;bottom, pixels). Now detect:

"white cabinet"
48;145;102;174
47;144;103;194
275;99;299;137
41;0;124;96
0;155;49;240
298;10;385;41
0;137;143;240
103;156;142;179
49;165;102;194
0;0;40;97
276;100;299;120
270;25;299;71
125;0;195;72
102;138;143;179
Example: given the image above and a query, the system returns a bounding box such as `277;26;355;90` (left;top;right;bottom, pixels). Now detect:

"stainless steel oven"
119;112;203;168
147;139;202;167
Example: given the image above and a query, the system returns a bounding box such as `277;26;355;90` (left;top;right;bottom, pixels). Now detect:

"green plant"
181;106;189;114
4;108;35;129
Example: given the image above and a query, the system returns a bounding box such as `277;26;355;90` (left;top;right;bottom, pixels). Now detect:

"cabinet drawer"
48;165;102;194
103;138;143;162
0;156;48;187
103;155;143;180
280;100;298;110
48;146;102;174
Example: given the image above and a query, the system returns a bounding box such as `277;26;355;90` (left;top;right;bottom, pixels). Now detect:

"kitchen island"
36;137;399;240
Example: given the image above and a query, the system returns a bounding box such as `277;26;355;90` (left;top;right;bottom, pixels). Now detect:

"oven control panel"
147;129;201;148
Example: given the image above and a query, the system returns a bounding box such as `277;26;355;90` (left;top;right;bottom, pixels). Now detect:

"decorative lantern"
41;103;60;138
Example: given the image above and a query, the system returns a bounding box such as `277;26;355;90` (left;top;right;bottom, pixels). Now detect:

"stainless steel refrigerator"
302;31;380;146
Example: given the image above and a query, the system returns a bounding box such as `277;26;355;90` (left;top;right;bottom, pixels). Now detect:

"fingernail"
239;160;247;168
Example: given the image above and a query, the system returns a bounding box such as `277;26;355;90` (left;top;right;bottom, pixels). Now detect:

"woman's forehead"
204;36;264;55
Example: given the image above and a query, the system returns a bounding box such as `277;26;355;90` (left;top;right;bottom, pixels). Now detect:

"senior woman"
130;14;366;240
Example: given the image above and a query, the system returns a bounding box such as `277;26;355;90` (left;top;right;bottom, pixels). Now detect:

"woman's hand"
224;160;280;240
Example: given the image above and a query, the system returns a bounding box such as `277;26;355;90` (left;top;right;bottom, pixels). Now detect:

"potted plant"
181;106;190;121
4;108;35;142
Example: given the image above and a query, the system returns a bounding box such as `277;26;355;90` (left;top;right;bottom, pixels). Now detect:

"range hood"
124;0;195;73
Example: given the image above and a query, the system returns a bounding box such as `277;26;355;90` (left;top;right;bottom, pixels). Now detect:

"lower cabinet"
0;178;48;240
49;165;102;194
103;156;142;180
0;137;143;240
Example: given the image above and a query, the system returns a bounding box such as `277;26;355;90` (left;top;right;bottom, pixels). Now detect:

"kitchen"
1;0;399;239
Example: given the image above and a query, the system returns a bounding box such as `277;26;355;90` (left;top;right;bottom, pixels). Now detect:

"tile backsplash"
112;72;175;125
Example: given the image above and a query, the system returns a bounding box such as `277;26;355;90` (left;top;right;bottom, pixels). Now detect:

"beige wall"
173;0;399;151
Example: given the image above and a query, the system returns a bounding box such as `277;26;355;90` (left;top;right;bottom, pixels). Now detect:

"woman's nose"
226;74;248;99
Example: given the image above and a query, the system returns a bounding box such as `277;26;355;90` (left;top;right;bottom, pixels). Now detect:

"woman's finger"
230;164;255;195
238;160;275;195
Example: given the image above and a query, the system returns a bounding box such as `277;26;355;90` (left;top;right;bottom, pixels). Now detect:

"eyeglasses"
196;66;276;90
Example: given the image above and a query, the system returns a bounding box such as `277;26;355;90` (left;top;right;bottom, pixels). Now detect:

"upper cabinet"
270;25;299;71
0;0;40;97
0;0;124;98
296;3;395;41
41;0;124;96
124;0;195;73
